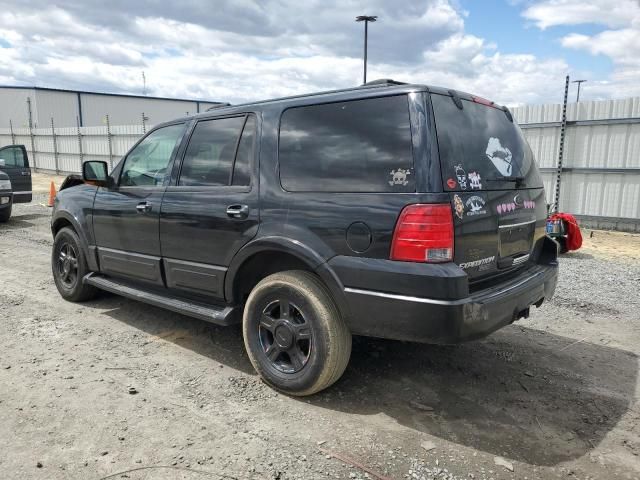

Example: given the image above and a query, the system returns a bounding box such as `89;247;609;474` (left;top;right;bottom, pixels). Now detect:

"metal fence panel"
514;96;640;230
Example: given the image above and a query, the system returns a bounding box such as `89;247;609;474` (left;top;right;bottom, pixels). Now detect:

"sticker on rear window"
453;194;464;219
468;171;482;189
389;168;411;186
454;164;467;189
486;137;513;176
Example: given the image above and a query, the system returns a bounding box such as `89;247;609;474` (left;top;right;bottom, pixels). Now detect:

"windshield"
431;93;543;191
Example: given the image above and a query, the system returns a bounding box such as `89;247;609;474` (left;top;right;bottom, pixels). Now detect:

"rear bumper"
332;255;558;344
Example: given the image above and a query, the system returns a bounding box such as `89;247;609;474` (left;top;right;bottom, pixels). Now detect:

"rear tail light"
390;204;454;263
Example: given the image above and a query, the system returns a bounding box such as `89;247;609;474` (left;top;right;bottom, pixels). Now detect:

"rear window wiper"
487;176;526;188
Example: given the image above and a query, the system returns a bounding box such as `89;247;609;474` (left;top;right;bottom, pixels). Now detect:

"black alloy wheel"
242;270;352;396
258;299;312;373
57;242;79;289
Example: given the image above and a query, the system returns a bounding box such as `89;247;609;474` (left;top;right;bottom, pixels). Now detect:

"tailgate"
430;92;548;281
450;189;547;280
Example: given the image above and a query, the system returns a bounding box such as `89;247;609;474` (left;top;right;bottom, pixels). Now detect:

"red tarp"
549;212;583;251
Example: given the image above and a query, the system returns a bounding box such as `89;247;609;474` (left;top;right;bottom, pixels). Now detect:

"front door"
160;114;260;300
0;145;32;203
92;123;187;286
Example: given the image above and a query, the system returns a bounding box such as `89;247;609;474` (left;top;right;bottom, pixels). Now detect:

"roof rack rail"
206;103;231;111
361;79;408;87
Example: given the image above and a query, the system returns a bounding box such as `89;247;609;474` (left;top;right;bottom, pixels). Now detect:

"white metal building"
0;86;225;129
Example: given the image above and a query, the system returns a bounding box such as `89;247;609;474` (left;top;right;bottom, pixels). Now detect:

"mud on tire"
242;270;352;396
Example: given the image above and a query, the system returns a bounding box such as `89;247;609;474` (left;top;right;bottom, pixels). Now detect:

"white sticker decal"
389;168;411;186
486;137;513;176
465;195;487;216
468;171;482;190
459;256;495;270
453;194;464;219
454;164;467;189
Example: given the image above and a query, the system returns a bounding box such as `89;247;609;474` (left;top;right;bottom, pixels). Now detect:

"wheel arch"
51;211;97;272
225;236;351;321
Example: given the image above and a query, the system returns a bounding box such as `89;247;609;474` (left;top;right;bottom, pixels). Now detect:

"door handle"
21;171;31;176
226;204;249;219
136;202;152;213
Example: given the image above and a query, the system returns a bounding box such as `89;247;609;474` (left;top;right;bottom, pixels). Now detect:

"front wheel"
0;205;11;223
52;227;98;302
242;270;352;396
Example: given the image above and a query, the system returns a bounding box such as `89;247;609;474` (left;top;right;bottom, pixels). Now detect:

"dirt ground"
1;191;639;480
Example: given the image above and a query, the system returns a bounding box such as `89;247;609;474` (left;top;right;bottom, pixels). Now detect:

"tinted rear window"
431;93;543;191
279;95;414;192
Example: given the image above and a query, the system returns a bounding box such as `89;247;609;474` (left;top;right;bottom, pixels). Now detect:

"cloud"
522;0;638;29
0;0;627;108
522;0;640;98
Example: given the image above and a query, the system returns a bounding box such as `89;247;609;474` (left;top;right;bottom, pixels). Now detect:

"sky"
0;0;638;106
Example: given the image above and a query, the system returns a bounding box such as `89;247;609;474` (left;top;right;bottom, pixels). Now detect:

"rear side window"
431;93;543;191
279;95;414;192
179;115;255;187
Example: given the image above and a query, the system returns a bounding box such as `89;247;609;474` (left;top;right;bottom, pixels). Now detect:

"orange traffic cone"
47;181;57;207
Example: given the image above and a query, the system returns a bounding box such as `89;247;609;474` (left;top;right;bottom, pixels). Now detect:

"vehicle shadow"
0;212;50;231
91;295;637;467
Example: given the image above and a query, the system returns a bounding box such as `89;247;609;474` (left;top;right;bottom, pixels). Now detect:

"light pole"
572;79;587;102
356;15;377;84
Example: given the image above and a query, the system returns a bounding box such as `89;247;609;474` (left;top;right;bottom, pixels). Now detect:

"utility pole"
572;79;586;102
142;71;147;96
356;15;377;84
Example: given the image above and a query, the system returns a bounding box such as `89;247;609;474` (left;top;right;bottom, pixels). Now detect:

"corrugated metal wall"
0;88;36;129
1;87;220;128
0;124;144;173
513;97;640;231
34;90;80;128
80;94;197;126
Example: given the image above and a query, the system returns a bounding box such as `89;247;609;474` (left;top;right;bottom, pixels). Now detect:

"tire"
242;270;352;396
0;205;11;222
52;227;99;302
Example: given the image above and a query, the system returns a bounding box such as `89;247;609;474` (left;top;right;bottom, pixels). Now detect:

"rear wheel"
52;227;98;302
242;270;351;396
0;205;11;223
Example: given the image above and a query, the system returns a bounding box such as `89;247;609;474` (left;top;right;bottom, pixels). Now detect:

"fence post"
106;114;113;169
76;115;84;171
554;75;570;214
9;119;15;144
26;97;37;171
51;117;59;174
141;112;146;134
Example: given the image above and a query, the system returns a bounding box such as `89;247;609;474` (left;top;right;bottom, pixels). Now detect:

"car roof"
155;80;499;127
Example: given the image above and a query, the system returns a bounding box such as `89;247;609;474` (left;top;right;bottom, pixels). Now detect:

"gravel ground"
1;194;639;480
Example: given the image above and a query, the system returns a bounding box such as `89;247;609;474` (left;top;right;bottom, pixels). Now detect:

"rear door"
159;114;260;300
0;145;32;203
430;93;547;282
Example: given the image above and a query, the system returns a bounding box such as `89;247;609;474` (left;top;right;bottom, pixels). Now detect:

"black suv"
51;80;558;395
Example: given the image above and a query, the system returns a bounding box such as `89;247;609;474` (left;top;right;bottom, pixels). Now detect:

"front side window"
120;124;186;187
279;95;415;192
179;115;255;187
0;146;26;168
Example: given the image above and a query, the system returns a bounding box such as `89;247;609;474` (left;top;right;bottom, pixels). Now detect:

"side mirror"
0;159;5;167
82;161;109;187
